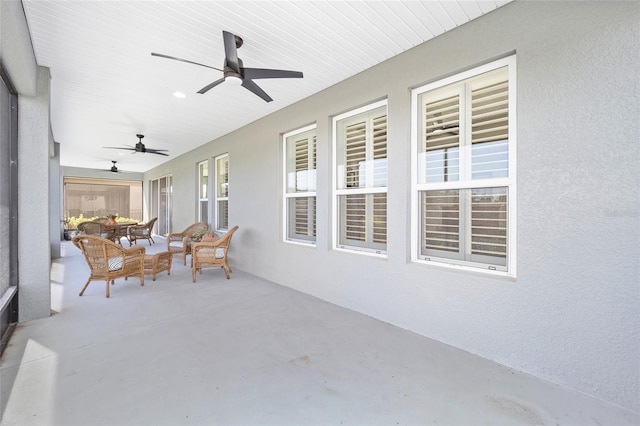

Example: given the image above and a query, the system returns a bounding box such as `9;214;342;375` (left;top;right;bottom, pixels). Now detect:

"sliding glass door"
150;175;172;236
0;69;18;355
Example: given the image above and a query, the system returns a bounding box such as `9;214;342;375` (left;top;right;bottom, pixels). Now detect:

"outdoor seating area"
72;223;239;297
2;233;637;425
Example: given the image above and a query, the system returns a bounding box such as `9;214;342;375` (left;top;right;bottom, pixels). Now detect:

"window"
215;154;229;231
412;56;516;274
283;125;317;244
333;100;387;255
197;160;209;225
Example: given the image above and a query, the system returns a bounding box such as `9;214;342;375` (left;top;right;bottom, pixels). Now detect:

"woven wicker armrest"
124;245;146;257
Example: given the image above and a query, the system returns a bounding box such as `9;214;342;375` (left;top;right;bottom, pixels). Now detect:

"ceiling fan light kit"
152;30;303;102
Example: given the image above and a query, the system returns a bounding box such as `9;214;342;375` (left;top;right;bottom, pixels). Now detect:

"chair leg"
106;280;110;298
79;278;92;296
223;265;231;279
192;266;197;283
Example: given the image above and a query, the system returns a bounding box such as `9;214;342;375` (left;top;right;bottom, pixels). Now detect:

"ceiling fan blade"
145;150;170;156
242;68;303;80
222;30;240;73
197;77;226;94
151;53;223;72
103;146;136;151
241;79;273;102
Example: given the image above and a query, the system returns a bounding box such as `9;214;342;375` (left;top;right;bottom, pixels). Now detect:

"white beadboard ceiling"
22;0;511;173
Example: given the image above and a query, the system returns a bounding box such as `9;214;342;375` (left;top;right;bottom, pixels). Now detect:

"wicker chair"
191;226;239;282
166;222;208;265
72;235;146;298
128;217;157;246
78;221;116;242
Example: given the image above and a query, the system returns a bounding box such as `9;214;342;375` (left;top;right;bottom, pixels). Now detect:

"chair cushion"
108;257;123;271
197;247;225;258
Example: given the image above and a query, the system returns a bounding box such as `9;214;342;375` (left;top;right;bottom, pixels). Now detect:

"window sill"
412;257;516;281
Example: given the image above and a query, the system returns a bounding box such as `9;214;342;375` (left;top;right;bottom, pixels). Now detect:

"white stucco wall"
146;1;639;411
18;66;52;322
1;1;52;322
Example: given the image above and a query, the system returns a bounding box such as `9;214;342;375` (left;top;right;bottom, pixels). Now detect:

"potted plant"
63;217;78;240
106;213;118;225
191;228;209;242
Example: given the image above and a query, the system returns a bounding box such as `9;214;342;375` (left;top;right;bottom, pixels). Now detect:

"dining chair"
79;221;117;242
128;217;158;246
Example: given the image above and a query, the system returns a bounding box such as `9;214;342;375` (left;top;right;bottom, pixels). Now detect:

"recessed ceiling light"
173;91;186;98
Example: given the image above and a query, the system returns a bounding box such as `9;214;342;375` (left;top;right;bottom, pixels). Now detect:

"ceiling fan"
103;134;169;156
105;161;137;174
152;30;303;102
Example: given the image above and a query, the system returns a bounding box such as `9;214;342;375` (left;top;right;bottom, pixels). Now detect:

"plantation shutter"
470;187;507;263
345;193;366;241
216;155;229;230
372;193;387;244
372;114;387;186
293;135;316;237
422;189;460;254
425;94;460;150
294;136;310;192
345;121;366;188
471;74;509;180
294;197;315;237
423;94;460;183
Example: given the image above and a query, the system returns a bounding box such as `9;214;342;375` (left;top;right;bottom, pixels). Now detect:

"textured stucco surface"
145;1;639;411
18;66;52;322
1;1;52;322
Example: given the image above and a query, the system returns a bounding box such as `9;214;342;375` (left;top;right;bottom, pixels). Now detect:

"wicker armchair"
128;217;157;246
166;222;208;265
191;226;239;282
72;235;146;298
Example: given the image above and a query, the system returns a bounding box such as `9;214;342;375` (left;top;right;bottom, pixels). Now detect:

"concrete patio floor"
1;239;638;425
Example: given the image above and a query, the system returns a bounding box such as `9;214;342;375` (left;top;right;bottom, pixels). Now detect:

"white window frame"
197;160;210;226
282;124;317;245
332;99;388;257
411;56;517;276
214;153;229;232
